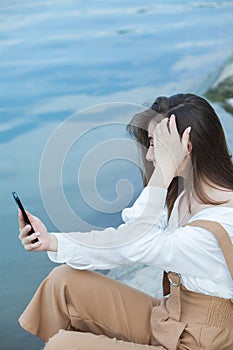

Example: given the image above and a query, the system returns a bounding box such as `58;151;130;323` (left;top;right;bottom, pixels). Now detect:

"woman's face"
145;120;157;167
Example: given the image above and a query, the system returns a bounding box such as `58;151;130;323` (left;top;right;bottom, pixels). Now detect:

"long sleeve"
47;187;233;292
47;186;168;269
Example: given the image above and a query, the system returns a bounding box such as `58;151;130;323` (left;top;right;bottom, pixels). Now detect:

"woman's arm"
18;186;168;261
18;116;191;269
50;209;233;285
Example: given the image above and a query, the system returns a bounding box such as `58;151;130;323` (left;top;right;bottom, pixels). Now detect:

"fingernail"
25;225;31;230
34;232;40;237
187;126;192;133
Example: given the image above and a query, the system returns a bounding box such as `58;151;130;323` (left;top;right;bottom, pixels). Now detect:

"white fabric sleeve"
121;186;150;223
47;186;167;268
48;186;233;282
48;221;232;281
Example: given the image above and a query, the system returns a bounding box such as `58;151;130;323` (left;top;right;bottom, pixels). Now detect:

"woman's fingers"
182;126;192;150
19;224;32;239
19;222;41;242
155;114;191;143
24;239;43;251
169;114;191;151
168;114;180;137
17;209;50;251
154;118;169;141
169;114;176;131
21;232;43;251
159;118;169;136
155;115;178;139
152;113;192;170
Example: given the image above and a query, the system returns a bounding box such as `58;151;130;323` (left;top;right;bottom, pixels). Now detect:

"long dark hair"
165;95;233;205
127;93;233;217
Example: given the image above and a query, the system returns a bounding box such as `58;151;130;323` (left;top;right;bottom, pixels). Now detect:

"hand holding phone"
12;192;39;243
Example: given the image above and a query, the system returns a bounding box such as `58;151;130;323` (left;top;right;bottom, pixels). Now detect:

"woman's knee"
45;264;96;295
44;330;71;350
44;330;103;350
48;264;72;280
44;331;159;350
46;264;82;286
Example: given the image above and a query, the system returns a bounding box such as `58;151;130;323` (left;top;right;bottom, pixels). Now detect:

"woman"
18;94;233;349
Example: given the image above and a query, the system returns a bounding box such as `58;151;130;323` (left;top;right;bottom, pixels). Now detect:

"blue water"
1;1;233;349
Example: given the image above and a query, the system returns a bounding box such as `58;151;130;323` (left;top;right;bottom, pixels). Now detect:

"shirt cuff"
47;233;77;264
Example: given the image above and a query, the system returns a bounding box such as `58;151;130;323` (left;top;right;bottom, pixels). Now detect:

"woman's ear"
187;141;192;155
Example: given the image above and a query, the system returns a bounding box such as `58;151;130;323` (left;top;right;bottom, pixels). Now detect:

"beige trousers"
19;265;233;350
19;265;163;349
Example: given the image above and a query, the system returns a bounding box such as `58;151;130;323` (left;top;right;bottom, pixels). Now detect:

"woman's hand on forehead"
153;114;191;173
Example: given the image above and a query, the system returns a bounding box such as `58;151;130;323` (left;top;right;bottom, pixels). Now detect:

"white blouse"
48;186;233;298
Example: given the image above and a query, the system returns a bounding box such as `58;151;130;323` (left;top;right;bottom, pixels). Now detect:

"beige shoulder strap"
186;220;233;280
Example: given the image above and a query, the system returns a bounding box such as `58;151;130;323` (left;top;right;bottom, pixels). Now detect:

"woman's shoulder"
191;205;233;217
189;205;233;234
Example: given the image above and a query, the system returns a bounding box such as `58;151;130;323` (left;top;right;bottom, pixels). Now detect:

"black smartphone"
12;192;39;243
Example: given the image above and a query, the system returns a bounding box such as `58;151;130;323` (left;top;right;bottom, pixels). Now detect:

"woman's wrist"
148;162;175;189
48;234;58;252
